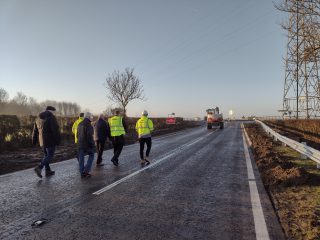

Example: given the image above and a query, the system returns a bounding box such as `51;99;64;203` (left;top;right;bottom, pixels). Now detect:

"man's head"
84;112;93;120
115;110;120;115
99;113;105;119
46;106;56;111
142;110;148;116
79;112;84;118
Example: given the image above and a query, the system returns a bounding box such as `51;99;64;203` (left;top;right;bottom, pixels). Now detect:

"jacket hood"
39;110;54;119
83;117;91;123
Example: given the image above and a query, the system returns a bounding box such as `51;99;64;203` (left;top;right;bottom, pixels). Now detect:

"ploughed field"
0;115;200;175
244;122;320;239
263;119;320;150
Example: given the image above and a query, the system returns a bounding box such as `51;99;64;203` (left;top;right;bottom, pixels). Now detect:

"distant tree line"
0;88;81;116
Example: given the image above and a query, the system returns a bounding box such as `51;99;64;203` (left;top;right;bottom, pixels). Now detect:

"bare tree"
28;97;42;115
0;88;82;116
0;88;9;103
0;88;9;112
105;68;145;115
12;92;28;106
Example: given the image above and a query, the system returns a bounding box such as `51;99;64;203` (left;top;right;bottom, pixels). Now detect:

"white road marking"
244;141;255;180
93;131;215;195
153;130;188;141
242;130;270;240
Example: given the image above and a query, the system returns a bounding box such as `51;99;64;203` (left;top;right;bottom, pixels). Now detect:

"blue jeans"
40;146;55;170
78;148;94;174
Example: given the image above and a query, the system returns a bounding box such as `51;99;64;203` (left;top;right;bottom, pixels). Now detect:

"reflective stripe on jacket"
135;116;154;138
72;117;84;143
108;116;125;137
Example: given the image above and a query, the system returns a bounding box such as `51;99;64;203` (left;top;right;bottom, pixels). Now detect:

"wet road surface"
0;122;285;239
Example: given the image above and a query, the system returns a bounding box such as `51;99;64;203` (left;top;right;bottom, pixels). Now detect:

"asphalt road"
0;122;285;240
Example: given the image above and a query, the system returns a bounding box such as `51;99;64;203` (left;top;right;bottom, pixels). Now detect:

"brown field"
263;119;320;150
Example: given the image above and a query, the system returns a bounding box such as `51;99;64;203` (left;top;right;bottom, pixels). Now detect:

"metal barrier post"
301;142;308;160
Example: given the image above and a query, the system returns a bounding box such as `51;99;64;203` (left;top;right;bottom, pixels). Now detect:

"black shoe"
34;166;42;178
45;170;55;176
111;159;118;166
140;159;145;167
145;158;150;165
81;172;91;178
96;163;105;167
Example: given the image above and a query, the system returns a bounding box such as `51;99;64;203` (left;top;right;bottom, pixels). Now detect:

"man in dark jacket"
77;112;95;178
93;114;110;166
32;106;61;178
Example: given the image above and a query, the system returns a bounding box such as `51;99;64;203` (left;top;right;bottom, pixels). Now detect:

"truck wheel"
220;123;224;129
207;124;212;129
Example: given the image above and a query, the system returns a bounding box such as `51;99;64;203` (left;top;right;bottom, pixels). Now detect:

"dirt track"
245;123;320;239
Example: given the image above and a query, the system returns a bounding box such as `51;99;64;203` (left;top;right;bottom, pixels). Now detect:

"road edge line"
242;124;270;240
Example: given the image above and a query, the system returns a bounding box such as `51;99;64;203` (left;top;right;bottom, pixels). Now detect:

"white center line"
242;127;270;240
93;131;215;195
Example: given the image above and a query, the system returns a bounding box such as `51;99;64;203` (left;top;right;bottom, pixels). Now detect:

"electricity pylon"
280;0;320;119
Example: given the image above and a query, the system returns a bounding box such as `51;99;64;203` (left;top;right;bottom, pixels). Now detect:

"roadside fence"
255;120;320;168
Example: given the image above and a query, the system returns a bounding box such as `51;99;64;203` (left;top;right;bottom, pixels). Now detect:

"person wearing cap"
72;113;84;143
32;106;61;178
77;112;95;178
108;109;127;166
135;110;154;166
93;113;110;166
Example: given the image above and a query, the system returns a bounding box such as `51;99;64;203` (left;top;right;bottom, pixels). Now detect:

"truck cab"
206;107;224;130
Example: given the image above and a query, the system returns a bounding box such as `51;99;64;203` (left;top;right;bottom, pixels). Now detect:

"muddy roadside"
0;122;201;175
244;123;320;239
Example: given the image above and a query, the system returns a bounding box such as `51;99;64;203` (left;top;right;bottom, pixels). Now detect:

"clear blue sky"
0;0;285;118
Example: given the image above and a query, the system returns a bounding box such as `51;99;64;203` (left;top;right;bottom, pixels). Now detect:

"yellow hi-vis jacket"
108;116;125;137
72;117;84;143
135;116;154;138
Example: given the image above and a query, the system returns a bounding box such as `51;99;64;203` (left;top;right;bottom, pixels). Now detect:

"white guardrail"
255;120;320;165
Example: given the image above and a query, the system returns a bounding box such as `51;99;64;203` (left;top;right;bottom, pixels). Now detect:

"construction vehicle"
206;107;224;129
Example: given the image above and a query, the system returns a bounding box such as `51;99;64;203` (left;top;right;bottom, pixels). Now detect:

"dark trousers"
40;146;55;170
139;137;152;159
111;135;125;162
95;140;105;163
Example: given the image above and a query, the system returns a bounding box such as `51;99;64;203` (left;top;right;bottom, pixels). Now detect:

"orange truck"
206;107;224;130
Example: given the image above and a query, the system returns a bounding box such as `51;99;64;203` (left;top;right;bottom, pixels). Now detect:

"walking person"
93;114;110;166
72;112;84;144
72;112;84;160
136;110;154;166
77;112;95;178
108;109;127;166
32;106;61;178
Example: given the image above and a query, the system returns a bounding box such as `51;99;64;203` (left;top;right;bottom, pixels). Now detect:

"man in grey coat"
93;114;110;166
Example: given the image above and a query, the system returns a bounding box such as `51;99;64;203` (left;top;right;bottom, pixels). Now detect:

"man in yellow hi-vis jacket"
135;110;154;166
72;113;84;143
72;113;84;161
108;110;127;166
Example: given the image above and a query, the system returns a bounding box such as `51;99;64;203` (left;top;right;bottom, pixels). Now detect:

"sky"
0;0;286;118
